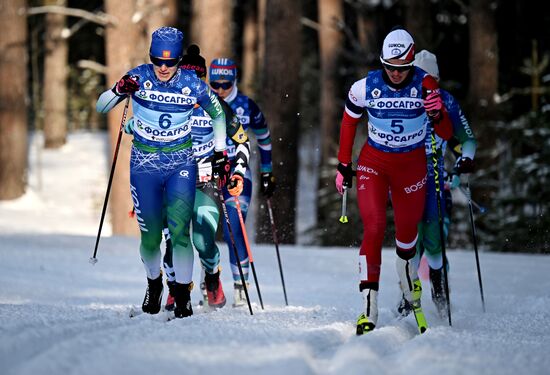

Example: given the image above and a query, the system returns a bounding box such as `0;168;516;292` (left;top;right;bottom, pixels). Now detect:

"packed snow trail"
1;233;549;375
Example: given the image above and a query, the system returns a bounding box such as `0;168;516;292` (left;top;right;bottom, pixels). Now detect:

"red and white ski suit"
337;68;452;289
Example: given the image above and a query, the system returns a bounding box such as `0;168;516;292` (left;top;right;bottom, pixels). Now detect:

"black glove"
260;172;276;198
212;150;230;188
115;75;140;96
337;163;354;190
454;157;475;174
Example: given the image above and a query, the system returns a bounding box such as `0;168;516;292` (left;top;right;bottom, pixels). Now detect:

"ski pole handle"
339;187;348;223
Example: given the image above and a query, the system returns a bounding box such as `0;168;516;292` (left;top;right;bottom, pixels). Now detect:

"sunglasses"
150;55;181;67
210;81;233;90
382;63;412;73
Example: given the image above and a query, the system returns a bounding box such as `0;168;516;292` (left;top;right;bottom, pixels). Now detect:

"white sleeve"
344;78;367;119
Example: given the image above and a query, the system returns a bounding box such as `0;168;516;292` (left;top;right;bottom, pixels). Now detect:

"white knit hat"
414;50;440;81
380;28;415;66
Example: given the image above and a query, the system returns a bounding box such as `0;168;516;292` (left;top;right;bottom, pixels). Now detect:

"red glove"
115;75;140;96
423;89;442;120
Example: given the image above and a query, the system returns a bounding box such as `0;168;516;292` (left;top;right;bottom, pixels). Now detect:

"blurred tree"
318;0;343;164
191;0;232;64
405;0;433;50
256;0;301;244
43;0;68;149
103;0;143;235
468;0;498;122
241;0;258;96
0;0;29;200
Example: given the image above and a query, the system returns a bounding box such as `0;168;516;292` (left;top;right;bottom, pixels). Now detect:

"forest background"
0;0;548;253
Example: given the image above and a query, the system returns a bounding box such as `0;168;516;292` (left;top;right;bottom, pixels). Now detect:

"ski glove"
212;150;230;188
115;75;140;96
423;89;442;121
227;174;244;197
335;162;353;195
455;156;475;175
260;172;276;198
123;118;134;135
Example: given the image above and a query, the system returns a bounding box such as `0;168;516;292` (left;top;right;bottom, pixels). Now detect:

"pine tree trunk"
318;0;343;164
43;0;68;149
191;0;232;64
405;0;434;49
256;0;301;244
0;0;28;200
104;0;142;235
241;0;258;96
468;0;498;122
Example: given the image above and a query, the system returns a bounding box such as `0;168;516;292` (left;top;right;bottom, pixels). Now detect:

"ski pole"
339;187;349;223
465;178;486;312
266;198;288;305
90;96;130;265
234;197;264;310
458;186;487;214
217;185;253;315
430;130;452;326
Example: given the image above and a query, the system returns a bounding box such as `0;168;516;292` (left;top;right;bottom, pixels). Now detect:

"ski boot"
430;266;449;318
356;288;378;335
142;274;164;314
164;280;176;312
396;294;413;318
170;281;194;318
397;257;428;334
233;281;249;307
205;270;226;308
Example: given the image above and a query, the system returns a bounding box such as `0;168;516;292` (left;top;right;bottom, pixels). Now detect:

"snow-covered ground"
0;132;549;375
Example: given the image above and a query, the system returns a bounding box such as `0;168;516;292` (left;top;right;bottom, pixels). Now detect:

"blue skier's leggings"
221;169;252;282
130;146;196;284
415;154;449;270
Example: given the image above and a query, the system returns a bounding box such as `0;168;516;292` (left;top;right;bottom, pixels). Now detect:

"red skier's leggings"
356;144;427;287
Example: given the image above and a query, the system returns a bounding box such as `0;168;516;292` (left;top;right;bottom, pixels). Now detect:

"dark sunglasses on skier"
382;62;412;73
210;81;234;90
150;55;181;68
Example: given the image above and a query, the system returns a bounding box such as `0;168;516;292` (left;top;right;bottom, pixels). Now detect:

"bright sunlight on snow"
0;132;549;375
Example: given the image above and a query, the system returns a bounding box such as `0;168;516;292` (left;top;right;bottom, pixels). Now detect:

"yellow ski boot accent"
356;313;376;335
411;280;428;334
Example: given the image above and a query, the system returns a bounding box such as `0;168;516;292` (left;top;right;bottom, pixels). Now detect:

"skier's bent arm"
96;87;125;114
199;91;227;152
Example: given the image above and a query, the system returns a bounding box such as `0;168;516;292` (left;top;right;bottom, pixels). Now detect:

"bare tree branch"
26;5;117;27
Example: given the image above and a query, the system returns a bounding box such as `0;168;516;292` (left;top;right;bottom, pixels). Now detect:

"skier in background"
161;45;251;310
335;27;453;335
96;27;229;318
396;50;477;318
208;58;276;307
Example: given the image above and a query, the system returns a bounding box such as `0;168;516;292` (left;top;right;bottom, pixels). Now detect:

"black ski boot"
171;282;193;318
165;280;176;312
142;274;163;314
396;293;413;317
430;266;449;318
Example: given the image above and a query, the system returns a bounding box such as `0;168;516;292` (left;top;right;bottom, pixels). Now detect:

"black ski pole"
218;185;254;315
458;185;487;214
90;97;130;265
234;197;264;310
430;130;452;326
266;198;288;306
465;178;486;312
